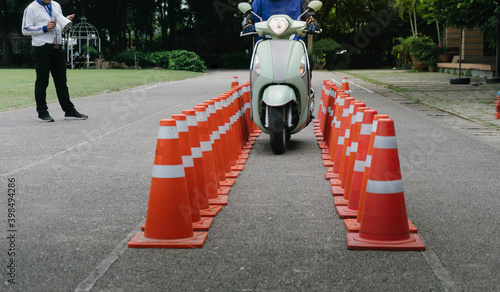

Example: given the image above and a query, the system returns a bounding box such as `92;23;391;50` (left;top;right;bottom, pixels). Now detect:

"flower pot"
428;66;436;72
414;61;425;72
437;53;454;63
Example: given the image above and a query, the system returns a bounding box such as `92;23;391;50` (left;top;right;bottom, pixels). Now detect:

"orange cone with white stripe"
128;119;207;248
340;77;351;94
194;105;228;205
182;109;222;217
334;105;368;206
231;76;239;89
336;109;377;218
324;90;347;168
325;96;354;183
173;114;213;231
344;114;387;232
347;119;425;250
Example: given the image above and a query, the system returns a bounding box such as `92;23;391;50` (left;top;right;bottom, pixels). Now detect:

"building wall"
445;27;484;57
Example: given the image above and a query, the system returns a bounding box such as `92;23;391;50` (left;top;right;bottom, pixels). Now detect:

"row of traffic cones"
128;77;260;248
314;77;425;251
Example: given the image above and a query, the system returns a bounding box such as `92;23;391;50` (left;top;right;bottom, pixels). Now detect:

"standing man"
22;0;88;122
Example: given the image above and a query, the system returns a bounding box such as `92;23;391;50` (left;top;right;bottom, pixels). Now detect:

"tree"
0;0;31;66
421;0;500;77
394;0;420;37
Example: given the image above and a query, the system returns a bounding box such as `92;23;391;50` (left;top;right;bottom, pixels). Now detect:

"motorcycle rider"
242;0;321;35
241;0;321;122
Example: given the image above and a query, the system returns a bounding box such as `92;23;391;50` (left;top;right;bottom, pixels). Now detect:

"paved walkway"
1;70;499;291
337;69;500;149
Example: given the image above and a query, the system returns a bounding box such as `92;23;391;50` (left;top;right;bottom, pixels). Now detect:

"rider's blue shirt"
252;0;304;21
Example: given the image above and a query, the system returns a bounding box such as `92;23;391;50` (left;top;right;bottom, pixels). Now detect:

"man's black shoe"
38;112;55;122
64;110;88;120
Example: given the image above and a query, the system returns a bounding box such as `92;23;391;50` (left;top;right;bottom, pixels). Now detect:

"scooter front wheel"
268;106;287;154
270;128;286;155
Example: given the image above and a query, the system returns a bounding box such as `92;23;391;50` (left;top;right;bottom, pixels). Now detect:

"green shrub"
168;50;206;72
312;38;342;69
111;49;206;72
146;51;171;68
111;50;149;67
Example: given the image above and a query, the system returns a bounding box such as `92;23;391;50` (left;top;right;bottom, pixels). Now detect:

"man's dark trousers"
32;44;75;114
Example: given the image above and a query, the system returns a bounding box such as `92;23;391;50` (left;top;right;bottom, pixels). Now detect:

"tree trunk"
1;34;13;66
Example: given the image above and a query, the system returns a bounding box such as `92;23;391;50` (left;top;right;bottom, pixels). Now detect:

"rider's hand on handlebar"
242;18;256;34
306;16;321;34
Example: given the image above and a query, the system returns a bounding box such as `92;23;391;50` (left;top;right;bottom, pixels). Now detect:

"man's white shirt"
22;1;64;47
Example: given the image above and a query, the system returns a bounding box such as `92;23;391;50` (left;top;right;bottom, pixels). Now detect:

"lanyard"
37;0;52;18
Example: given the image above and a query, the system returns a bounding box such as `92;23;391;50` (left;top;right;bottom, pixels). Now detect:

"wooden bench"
437;62;496;71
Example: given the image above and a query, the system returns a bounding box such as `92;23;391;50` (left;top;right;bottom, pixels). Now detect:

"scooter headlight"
253;54;261;75
299;54;307;77
268;17;289;35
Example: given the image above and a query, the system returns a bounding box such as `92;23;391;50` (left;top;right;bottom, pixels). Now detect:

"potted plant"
426;56;437;72
391;37;410;69
406;34;436;71
436;41;454;63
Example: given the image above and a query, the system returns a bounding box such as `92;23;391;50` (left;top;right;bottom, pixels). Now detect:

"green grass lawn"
0;69;203;112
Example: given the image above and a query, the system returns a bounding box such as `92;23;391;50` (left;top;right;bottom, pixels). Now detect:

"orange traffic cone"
194;105;228;205
340;77;351;94
331;101;365;196
346;119;425;250
173;114;214;231
324;90;347;168
344;114;388;232
336;109;376;218
182;109;223;217
325;96;354;183
128;119;208;248
231;76;239;89
334;105;368;205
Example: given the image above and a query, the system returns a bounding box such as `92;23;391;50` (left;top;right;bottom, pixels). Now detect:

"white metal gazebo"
65;17;101;69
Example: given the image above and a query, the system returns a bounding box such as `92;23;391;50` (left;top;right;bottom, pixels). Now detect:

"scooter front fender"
261;85;297;106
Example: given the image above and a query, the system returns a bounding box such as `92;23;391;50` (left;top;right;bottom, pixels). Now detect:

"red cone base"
226;171;240;178
325;172;339;180
344;219;418;233
200;205;223;217
219;187;231;196
330;179;341;186
335;205;358;218
334;196;348;206
323;160;334;167
128;232;208;248
210;194;228;205
331;185;344;196
232;165;244;171
346;232;425;251
193;217;214;231
221;178;236;187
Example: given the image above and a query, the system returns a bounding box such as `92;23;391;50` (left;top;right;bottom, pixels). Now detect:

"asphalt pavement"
1;69;499;291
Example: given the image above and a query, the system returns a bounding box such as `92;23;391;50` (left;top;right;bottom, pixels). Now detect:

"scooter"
238;1;322;154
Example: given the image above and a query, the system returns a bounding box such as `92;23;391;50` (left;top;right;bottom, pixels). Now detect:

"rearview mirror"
238;3;253;14
308;1;323;12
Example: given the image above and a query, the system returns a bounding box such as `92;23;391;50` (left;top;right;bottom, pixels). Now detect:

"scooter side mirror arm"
298;0;323;20
238;2;263;22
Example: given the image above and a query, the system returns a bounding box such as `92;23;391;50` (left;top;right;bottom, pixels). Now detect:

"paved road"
1;70;499;291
